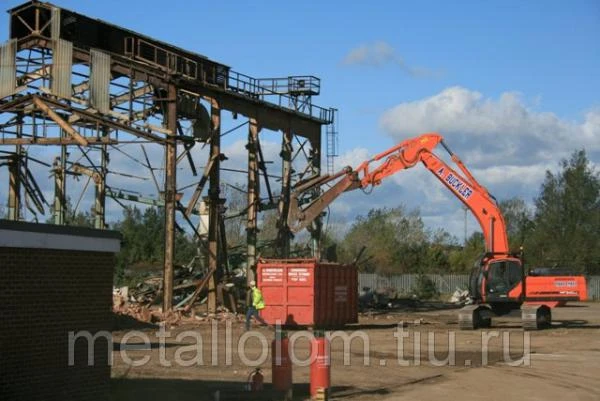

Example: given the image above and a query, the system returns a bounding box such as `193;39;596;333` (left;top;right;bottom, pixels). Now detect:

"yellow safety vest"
252;287;265;310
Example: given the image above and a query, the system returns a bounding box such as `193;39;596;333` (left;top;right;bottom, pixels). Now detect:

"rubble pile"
112;266;247;326
449;288;471;305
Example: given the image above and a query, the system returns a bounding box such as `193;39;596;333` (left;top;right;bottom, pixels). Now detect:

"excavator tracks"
460;304;552;330
521;304;552;330
459;305;492;330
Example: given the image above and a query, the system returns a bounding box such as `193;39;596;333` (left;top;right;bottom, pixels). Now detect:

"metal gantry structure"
0;1;337;312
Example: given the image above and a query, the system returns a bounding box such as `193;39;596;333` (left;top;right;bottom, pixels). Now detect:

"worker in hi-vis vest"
245;280;268;330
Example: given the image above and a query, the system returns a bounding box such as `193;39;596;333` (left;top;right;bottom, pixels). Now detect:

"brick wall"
1;245;116;401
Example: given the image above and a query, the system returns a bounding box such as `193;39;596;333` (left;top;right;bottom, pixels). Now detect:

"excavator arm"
288;132;509;255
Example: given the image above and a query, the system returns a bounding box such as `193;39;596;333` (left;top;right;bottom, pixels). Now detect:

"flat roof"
0;220;121;253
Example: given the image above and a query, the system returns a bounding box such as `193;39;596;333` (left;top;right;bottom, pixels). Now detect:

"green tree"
338;208;401;272
338;206;433;273
424;229;455;272
529;150;600;273
448;232;485;273
112;205;198;283
45;196;95;228
499;197;533;250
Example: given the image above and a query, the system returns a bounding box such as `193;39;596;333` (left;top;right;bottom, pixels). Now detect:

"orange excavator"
287;133;587;330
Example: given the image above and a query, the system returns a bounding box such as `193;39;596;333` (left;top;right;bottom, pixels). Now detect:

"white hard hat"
249;280;256;287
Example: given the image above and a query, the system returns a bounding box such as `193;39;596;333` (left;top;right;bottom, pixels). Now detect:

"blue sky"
0;0;598;240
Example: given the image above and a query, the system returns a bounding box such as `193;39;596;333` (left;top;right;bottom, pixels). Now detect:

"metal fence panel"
360;273;600;300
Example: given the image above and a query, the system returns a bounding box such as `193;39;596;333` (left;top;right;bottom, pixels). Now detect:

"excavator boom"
289;132;508;254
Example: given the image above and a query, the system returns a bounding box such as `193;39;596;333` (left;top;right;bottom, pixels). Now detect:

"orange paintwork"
525;276;587;302
288;132;588;309
356;133;509;254
347;133;587;307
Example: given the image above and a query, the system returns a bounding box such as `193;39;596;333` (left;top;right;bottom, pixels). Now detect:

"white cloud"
341;41;441;78
380;86;600;168
335;147;370;170
323;87;600;239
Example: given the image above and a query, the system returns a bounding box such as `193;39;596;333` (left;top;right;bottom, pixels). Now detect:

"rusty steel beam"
180;85;324;142
0;93;34;113
207;98;221;314
17;64;51;86
32;96;89;146
309;137;323;259
276;128;293;257
68;160;106;229
39;95;168;143
7;114;24;220
246;118;260;283
72;81;89;95
111;85;153;107
182;265;217;313
16;38;325;142
184;154;217;217
0;137;117;146
162;84;178;312
7;154;20;220
52;151;67;225
0;96;167;145
97;142;107;229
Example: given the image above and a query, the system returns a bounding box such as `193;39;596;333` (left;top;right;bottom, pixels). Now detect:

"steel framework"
0;1;336;311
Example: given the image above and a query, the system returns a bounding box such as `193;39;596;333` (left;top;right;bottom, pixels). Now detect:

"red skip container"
257;258;358;328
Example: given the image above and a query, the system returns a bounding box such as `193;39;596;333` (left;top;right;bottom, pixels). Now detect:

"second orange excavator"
287;133;587;330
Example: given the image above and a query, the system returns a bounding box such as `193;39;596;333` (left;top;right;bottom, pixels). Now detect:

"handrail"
129;36;333;123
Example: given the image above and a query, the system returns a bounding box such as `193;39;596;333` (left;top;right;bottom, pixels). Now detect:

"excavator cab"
468;254;524;303
484;259;523;301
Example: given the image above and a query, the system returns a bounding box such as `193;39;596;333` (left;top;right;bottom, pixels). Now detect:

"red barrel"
272;337;292;391
310;336;330;398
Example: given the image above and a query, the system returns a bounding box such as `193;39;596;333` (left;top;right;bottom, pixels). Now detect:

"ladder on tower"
325;109;339;175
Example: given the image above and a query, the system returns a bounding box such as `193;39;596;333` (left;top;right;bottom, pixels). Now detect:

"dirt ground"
110;302;600;401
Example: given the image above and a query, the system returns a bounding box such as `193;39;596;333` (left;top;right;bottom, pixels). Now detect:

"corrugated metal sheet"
51;7;61;40
90;49;111;114
0;39;17;98
51;39;72;99
360;273;600;300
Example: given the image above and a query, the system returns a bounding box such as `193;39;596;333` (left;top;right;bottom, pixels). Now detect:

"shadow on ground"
111;312;157;331
111;378;393;401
